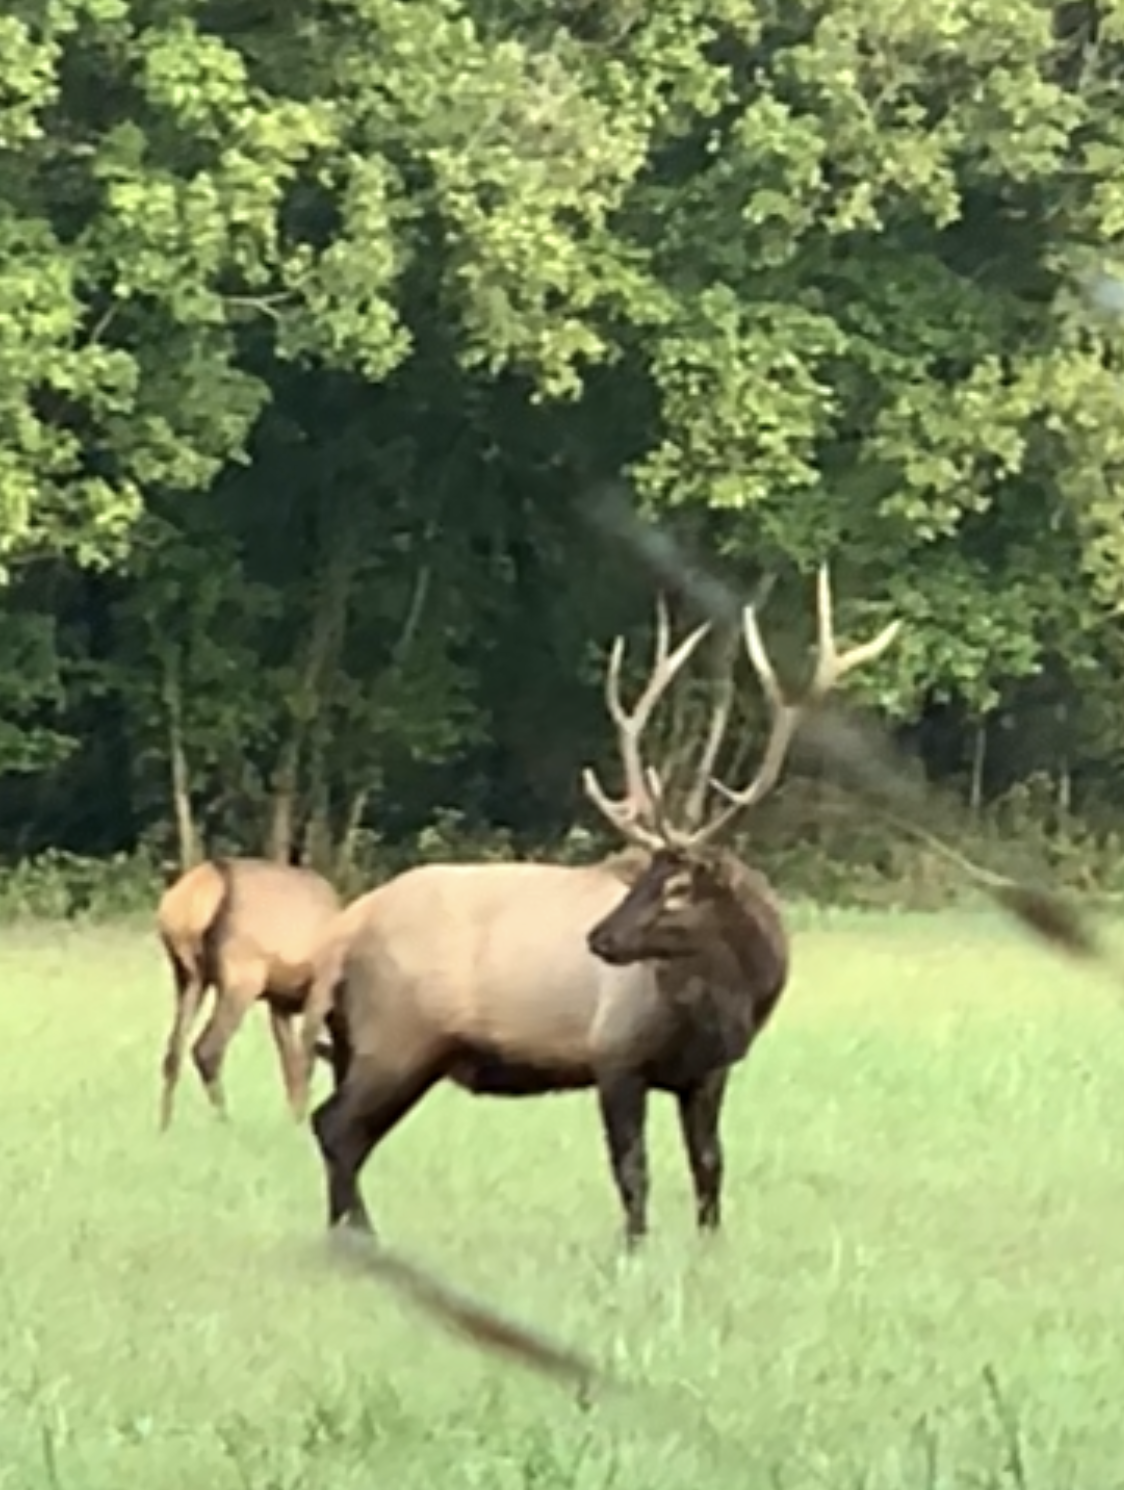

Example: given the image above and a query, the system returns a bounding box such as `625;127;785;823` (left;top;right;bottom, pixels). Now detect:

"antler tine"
682;629;738;830
685;606;801;841
688;564;902;848
808;563;903;695
602;598;707;765
643;765;683;846
582;594;713;849
579;765;664;849
599;592;671;724
742;602;785;712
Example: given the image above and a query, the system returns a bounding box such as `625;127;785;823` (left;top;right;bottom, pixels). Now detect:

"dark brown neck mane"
681;850;790;1030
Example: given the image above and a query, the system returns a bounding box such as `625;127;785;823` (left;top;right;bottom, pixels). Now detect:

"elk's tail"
199;856;236;986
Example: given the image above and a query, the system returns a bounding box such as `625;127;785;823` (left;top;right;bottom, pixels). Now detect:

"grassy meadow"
3;910;1124;1488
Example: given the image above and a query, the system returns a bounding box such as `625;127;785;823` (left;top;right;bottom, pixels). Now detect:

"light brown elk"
300;568;900;1245
156;856;341;1129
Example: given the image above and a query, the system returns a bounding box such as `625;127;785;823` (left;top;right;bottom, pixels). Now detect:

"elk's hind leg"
268;1007;309;1122
595;1072;650;1249
159;947;206;1131
311;1053;440;1234
191;972;262;1120
676;1067;729;1233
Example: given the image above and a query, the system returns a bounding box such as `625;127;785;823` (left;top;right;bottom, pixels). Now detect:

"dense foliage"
2;0;1124;913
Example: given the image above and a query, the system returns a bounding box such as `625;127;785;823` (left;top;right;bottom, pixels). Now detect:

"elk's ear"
693;848;737;897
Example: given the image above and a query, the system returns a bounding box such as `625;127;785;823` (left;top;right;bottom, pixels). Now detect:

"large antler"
582;565;900;854
687;563;901;848
580;595;712;849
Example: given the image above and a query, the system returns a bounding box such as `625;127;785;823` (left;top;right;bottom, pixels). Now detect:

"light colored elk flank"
302;566;900;1246
156;857;340;1129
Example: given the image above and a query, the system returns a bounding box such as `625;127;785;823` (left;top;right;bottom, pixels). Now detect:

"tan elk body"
304;853;677;1085
300;568;900;1244
156;856;340;1129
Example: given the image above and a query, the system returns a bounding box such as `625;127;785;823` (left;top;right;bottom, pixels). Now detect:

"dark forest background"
3;0;1124;916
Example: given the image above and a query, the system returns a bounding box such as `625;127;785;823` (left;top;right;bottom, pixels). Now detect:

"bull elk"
300;567;900;1245
156;856;341;1129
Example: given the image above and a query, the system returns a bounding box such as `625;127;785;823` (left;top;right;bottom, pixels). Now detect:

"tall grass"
2;912;1122;1488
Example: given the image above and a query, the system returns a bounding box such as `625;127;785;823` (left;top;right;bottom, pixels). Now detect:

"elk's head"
588;845;735;964
582;565;901;968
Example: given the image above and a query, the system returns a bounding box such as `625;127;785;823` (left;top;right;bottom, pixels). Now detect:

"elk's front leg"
596;1073;649;1248
310;1085;376;1234
676;1066;729;1232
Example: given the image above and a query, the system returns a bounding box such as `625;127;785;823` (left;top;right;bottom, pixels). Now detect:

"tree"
3;0;1124;863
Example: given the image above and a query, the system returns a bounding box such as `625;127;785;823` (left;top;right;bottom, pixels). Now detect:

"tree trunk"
266;751;299;863
265;545;356;862
1057;756;1072;820
160;646;200;872
968;717;987;816
301;771;334;873
334;786;371;883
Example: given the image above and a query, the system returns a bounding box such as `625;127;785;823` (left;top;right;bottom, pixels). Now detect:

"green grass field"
4;912;1124;1489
